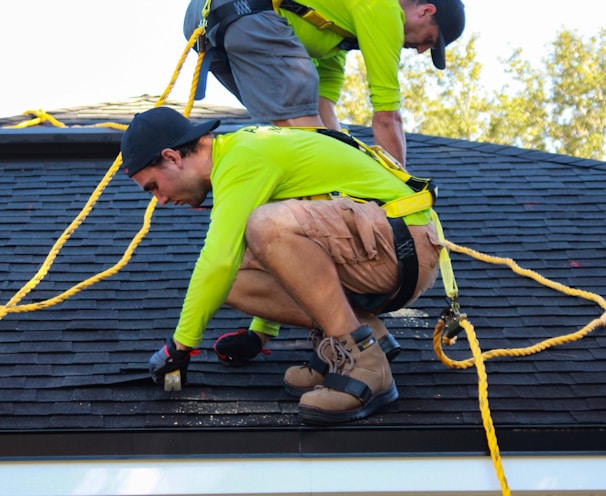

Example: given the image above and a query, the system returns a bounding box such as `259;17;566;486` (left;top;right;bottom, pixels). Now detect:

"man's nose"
154;191;169;206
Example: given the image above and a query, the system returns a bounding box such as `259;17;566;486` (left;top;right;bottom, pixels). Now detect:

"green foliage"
485;49;549;151
545;29;606;159
337;53;372;126
335;29;606;160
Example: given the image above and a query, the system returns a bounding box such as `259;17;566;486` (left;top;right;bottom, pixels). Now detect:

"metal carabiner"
440;297;466;344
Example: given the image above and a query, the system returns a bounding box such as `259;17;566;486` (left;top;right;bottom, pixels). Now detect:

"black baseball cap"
121;106;220;177
431;0;466;70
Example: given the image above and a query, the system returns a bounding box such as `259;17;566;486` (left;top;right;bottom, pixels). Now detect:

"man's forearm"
319;97;341;130
372;110;407;167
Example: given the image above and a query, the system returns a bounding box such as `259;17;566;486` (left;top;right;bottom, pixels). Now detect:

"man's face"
403;4;440;55
132;151;210;208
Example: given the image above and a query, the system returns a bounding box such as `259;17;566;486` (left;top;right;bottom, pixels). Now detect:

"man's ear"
160;148;182;166
423;3;437;16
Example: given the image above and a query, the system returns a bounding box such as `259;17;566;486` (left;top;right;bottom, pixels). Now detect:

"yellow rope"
2;8;605;493
3;109;67;129
435;240;606;368
433;240;606;496
3;196;157;315
0;153;123;319
0;25;207;319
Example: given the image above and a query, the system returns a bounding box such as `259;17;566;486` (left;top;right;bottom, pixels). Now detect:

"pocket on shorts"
323;200;384;265
307;208;355;265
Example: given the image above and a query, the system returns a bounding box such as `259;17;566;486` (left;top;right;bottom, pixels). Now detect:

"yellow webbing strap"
301;191;434;218
382;190;434;218
431;210;458;299
272;0;356;40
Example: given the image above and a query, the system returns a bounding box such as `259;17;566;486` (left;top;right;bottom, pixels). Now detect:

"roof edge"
1;426;605;459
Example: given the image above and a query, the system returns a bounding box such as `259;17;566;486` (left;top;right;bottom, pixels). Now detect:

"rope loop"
433;240;606;496
0;18;206;318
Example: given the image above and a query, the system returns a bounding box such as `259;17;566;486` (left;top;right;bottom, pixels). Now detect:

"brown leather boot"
283;329;326;396
358;311;401;361
297;325;398;424
283;321;400;397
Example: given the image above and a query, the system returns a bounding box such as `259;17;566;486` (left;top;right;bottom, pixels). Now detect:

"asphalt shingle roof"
1;97;605;458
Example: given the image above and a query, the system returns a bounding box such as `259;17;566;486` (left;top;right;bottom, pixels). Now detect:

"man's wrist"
173;339;192;351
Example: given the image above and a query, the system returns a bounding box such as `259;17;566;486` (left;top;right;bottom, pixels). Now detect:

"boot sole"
284;335;401;398
284;382;310;398
298;380;399;424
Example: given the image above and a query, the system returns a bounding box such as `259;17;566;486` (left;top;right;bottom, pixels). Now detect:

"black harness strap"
316;127;420;313
279;0;359;50
194;46;220;101
345;217;418;314
206;0;274;50
385;216;419;312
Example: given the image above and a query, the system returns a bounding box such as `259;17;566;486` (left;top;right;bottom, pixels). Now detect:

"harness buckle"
440;297;466;345
196;19;208;52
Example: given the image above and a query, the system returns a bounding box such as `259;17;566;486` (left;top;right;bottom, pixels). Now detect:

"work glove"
213;329;270;367
148;337;196;385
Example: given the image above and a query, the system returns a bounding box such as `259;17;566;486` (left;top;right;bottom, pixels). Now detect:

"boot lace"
316;337;355;374
307;327;324;349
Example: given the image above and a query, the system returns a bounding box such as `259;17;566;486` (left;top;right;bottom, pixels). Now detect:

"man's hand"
148;337;195;385
372;110;407;166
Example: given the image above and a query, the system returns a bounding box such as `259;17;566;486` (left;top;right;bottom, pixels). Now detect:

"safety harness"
194;0;358;100
306;128;463;323
205;0;357;50
305;128;437;219
275;0;358;50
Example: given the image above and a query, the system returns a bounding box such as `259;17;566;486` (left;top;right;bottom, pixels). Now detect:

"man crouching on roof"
120;106;442;424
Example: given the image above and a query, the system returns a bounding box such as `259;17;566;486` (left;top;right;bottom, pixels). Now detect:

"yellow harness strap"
272;0;356;40
299;190;432;218
297;126;460;305
431;210;459;300
381;190;434;218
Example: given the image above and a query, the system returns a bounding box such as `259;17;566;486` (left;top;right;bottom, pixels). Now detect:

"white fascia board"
1;455;605;496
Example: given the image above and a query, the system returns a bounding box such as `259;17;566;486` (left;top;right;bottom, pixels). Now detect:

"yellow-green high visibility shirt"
173;126;426;347
279;0;405;110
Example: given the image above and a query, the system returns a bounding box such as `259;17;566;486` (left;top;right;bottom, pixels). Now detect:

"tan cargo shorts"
242;197;442;311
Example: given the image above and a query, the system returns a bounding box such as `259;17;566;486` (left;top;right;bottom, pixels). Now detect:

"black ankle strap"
350;324;373;343
323;373;372;403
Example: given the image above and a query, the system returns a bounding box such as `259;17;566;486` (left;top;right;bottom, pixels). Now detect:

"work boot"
213;329;271;367
355;309;402;361
283;323;400;397
298;325;398;424
283;328;326;396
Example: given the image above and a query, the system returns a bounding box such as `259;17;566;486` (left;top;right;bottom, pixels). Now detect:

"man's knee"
245;203;299;253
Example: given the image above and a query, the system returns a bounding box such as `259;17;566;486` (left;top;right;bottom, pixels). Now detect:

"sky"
0;0;604;118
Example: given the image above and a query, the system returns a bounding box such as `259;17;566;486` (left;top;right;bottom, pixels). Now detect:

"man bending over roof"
183;0;466;166
120;107;442;424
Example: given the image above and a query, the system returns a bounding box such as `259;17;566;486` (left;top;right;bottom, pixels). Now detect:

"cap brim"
431;30;446;70
172;118;221;148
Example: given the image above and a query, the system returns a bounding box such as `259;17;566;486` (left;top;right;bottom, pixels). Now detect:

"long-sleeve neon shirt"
173;126;429;347
280;0;405;109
